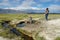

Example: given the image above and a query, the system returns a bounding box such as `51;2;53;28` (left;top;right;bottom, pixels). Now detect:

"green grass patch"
55;37;60;40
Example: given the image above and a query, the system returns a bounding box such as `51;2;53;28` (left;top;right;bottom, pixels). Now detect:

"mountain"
0;8;45;14
0;9;22;13
0;8;60;14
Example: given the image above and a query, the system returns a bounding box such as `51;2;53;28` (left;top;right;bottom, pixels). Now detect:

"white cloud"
49;5;60;10
4;7;40;10
13;0;35;10
16;0;42;10
19;0;34;7
55;0;60;2
4;0;42;10
48;5;60;13
3;0;8;2
53;0;60;3
10;0;21;3
0;0;11;7
39;0;60;3
39;0;51;2
0;0;21;7
13;0;20;2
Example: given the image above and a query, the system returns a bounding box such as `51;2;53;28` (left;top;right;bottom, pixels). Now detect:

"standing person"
45;8;49;20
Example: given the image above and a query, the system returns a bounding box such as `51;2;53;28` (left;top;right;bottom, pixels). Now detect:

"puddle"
1;21;10;28
16;23;26;27
10;28;34;40
16;21;26;27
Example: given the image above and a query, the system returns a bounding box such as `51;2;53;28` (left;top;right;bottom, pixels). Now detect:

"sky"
0;0;60;13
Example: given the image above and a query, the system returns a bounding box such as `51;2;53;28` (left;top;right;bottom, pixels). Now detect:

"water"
16;23;26;27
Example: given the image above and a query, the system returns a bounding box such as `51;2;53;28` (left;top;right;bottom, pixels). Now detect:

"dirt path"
38;19;60;40
0;37;9;40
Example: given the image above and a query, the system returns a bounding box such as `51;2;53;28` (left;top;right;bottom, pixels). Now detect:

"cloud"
4;0;42;10
4;6;41;10
13;0;20;2
19;0;34;7
2;0;33;8
48;4;60;13
12;0;35;10
39;0;51;2
0;0;11;7
10;0;21;3
54;0;60;2
39;0;60;3
49;5;60;10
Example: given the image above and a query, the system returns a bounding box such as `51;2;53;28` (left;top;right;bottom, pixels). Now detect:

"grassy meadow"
0;14;60;21
0;13;60;40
